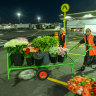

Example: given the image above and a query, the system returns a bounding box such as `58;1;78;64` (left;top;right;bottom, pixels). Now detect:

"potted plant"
23;45;39;66
33;52;44;66
58;47;68;62
4;38;29;66
49;47;58;63
32;36;59;64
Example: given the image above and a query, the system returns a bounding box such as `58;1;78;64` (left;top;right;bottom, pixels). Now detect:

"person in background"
76;28;96;71
59;28;66;47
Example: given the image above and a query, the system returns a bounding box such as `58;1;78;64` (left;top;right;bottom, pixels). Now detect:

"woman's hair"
86;28;91;32
60;28;65;31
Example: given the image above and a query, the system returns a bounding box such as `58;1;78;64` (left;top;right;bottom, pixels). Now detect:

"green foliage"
23;52;35;58
31;36;59;52
81;81;88;85
90;78;95;82
78;81;88;86
5;45;27;54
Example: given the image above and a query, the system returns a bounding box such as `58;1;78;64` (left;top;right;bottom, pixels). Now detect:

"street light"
37;16;41;23
17;12;21;23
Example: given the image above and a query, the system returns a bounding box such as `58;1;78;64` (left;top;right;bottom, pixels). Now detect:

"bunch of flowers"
33;52;44;59
67;76;94;96
4;40;28;48
23;44;39;58
49;47;58;57
58;47;68;57
4;38;29;54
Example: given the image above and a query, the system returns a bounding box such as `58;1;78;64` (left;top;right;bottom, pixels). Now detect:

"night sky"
0;0;96;24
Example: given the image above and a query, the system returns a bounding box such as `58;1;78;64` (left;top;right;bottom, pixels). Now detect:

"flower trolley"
6;43;92;80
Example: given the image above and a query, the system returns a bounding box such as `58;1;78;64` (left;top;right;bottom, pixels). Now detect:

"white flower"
4;39;29;48
77;90;82;95
79;88;83;92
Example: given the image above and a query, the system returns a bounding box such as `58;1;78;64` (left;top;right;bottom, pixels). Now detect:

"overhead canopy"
59;10;96;20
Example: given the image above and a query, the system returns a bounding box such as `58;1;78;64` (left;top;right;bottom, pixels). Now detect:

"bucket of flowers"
23;44;39;66
58;47;68;62
4;38;29;66
49;47;58;63
67;74;96;96
33;52;44;66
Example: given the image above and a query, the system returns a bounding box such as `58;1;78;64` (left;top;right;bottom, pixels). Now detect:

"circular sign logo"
61;3;70;12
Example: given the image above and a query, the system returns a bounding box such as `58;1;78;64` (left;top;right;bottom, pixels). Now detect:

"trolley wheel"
37;68;50;80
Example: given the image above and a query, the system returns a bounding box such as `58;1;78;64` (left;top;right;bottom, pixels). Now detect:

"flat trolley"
7;43;91;80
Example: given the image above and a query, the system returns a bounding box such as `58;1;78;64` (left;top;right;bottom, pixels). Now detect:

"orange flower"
67;81;71;84
33;48;39;52
82;90;91;96
67;85;73;90
23;48;26;51
72;87;77;93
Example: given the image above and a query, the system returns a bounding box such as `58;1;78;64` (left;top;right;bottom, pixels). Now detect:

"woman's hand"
88;43;95;46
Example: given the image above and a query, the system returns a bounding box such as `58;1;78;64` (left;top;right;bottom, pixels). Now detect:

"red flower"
94;92;96;95
26;48;30;54
94;81;96;84
93;87;96;89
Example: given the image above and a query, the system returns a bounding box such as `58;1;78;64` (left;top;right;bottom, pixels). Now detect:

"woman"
76;28;96;71
59;28;66;47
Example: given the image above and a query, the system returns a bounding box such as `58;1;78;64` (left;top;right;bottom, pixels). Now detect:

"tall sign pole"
61;3;70;30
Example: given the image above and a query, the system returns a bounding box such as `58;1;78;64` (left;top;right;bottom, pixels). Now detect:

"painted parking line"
67;45;83;47
0;44;4;47
0;34;3;36
0;39;7;47
67;45;74;46
67;53;73;54
0;39;7;41
69;39;80;42
47;77;67;86
72;38;76;39
1;42;5;43
68;53;85;56
79;46;84;47
68;53;80;55
68;42;72;43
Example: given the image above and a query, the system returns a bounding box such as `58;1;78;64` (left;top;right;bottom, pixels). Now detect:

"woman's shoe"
77;66;85;71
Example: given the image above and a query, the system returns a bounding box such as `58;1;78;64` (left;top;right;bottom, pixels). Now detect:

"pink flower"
27;44;31;47
11;38;28;41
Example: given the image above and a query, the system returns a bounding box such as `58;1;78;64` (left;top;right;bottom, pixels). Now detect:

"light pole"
37;16;41;23
17;12;21;23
